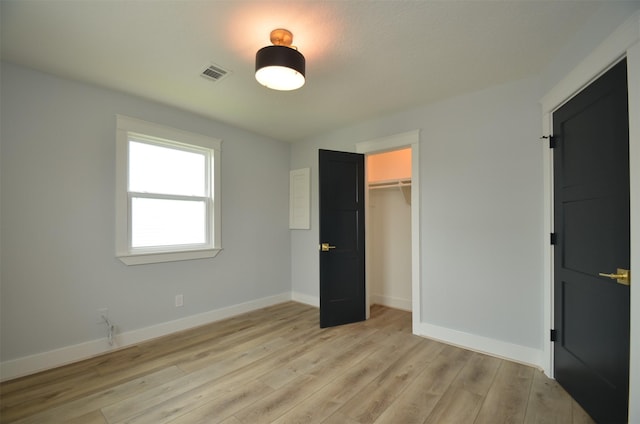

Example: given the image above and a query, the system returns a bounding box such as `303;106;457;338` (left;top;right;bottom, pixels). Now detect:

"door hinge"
550;233;557;245
540;135;556;148
550;329;558;342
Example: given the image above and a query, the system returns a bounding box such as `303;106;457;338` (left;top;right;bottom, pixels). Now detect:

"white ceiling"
1;1;609;142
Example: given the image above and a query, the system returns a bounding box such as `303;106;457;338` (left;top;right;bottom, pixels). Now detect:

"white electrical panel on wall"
289;168;310;229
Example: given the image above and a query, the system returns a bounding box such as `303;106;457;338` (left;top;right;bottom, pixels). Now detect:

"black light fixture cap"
255;45;306;76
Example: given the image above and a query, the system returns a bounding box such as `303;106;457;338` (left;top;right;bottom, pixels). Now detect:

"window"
116;115;222;265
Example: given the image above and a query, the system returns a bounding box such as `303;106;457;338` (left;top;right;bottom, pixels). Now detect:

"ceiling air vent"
201;64;230;82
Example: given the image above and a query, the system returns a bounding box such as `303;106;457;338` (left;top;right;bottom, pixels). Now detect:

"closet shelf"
368;178;411;190
368;178;412;205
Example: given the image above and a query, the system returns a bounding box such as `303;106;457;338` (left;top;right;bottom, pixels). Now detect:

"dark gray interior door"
553;58;630;424
318;149;366;328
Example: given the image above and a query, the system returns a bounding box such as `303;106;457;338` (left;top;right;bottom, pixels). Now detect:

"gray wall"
290;75;543;350
0;63;291;362
540;1;640;95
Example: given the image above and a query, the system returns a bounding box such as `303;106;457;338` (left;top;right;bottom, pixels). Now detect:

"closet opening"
366;147;412;312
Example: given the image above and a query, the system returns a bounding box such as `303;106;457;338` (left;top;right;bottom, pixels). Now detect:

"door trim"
540;11;640;423
356;130;421;328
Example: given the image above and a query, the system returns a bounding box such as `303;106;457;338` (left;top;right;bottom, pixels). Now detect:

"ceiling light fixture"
255;29;305;91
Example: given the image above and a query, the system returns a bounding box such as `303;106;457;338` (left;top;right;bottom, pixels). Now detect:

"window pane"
131;198;206;247
129;141;206;196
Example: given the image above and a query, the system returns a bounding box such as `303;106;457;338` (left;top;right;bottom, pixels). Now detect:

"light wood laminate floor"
0;302;595;424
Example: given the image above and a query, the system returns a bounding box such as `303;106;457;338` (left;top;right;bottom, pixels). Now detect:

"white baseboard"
414;322;544;369
1;292;544;381
370;294;412;311
0;292;291;382
291;291;319;307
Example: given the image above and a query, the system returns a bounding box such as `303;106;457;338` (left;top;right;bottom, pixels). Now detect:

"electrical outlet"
175;294;184;307
97;308;108;324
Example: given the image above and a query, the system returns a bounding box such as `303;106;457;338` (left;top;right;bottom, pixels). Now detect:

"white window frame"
116;115;222;265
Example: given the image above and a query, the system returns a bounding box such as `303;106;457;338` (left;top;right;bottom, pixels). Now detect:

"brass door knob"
320;243;336;252
598;268;630;286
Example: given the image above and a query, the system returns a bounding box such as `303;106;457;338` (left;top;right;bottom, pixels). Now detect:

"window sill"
117;248;222;265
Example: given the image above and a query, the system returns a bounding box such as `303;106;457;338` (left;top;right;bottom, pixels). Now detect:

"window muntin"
116;115;222;265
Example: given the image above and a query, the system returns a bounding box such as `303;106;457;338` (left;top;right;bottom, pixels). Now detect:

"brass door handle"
320;243;336;252
598;268;630;286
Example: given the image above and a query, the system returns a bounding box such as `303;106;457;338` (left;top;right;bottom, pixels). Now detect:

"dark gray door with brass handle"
553;58;630;423
318;149;366;328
